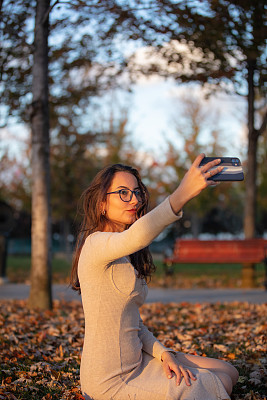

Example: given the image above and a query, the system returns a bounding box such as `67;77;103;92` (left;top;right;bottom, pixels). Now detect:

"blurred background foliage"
0;0;266;257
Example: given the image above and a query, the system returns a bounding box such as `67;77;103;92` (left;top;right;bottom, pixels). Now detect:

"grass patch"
6;255;71;284
6;255;265;288
151;260;265;288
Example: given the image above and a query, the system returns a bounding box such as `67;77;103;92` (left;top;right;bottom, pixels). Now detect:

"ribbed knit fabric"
78;197;230;400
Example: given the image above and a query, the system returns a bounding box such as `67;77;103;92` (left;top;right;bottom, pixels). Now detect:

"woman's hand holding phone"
169;154;223;214
199;156;244;181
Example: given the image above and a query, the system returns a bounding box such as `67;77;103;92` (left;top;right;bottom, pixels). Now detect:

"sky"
1;77;248;164
128;79;247;159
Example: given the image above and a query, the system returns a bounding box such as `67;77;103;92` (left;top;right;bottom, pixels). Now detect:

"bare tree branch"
42;0;60;24
42;0;160;24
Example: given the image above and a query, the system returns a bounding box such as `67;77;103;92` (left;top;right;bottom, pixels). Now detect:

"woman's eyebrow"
116;185;140;190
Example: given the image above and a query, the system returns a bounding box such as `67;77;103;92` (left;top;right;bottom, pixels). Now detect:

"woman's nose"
130;193;139;204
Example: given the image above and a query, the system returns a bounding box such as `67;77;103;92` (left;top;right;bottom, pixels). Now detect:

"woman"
71;154;238;400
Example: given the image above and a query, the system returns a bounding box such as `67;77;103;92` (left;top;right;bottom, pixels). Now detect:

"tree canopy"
1;0;266;238
0;0;130;128
122;0;266;237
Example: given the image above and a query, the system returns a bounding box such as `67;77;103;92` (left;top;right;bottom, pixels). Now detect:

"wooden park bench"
163;238;267;290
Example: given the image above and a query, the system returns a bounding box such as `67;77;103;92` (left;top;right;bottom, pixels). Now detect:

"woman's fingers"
192;153;222;176
204;165;224;181
178;366;197;386
163;362;173;379
192;153;205;168
188;368;197;381
178;365;191;386
167;362;196;386
189;155;223;187
200;158;222;173
170;364;182;385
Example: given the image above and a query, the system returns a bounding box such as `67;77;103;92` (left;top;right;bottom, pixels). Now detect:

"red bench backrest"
171;239;267;263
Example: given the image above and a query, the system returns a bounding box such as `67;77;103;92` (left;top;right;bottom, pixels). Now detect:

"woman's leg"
175;352;239;395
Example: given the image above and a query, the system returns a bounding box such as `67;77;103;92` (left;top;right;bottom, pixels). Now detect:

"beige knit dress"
78;198;230;400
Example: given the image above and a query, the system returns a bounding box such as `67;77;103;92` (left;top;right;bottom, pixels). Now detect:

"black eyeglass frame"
106;188;143;202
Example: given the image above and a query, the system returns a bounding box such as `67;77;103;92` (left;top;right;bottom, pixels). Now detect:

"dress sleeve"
82;197;182;267
138;316;174;361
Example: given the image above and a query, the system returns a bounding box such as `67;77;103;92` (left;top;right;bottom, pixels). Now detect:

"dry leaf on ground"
0;300;266;399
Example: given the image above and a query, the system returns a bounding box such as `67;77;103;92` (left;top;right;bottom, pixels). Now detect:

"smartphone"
199;157;244;181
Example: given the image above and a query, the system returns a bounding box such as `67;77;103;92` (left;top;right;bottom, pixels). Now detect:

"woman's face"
103;171;141;231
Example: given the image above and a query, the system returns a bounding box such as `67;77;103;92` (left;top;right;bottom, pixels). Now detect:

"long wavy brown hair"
70;163;156;293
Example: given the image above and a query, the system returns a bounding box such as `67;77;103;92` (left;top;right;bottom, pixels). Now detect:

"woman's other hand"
169;153;223;214
161;351;197;386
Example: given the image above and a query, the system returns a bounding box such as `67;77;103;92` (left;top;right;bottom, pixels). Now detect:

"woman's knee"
227;362;239;384
216;359;239;385
176;352;239;386
214;371;233;395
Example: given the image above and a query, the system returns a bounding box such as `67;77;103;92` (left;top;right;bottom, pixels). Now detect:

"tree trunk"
28;0;52;309
244;59;258;239
243;59;258;288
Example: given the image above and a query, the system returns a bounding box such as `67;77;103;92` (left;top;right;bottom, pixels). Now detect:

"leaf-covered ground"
0;300;266;400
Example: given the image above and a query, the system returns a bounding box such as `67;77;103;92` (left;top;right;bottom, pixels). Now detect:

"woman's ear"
100;201;106;216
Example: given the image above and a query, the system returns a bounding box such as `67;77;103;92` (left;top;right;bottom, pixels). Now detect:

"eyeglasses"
106;188;143;202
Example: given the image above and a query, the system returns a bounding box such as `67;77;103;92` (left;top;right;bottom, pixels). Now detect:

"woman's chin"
128;216;137;224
